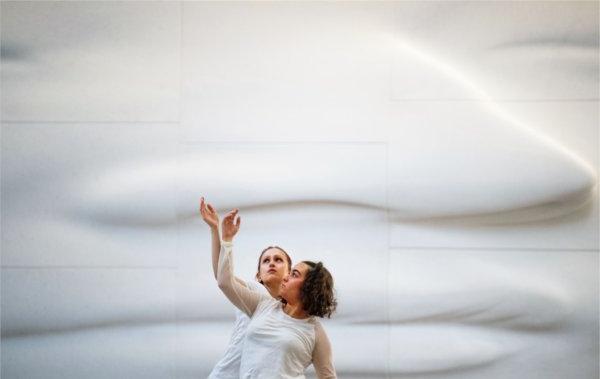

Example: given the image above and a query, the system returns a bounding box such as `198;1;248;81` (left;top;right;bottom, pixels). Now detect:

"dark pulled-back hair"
256;246;292;284
300;261;337;318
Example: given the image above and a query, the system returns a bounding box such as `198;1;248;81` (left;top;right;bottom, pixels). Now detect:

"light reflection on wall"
1;2;598;378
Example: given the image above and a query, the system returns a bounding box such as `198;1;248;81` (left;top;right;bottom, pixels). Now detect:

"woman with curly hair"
202;197;338;379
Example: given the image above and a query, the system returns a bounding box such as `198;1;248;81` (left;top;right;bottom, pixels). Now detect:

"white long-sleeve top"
217;241;337;379
208;280;265;379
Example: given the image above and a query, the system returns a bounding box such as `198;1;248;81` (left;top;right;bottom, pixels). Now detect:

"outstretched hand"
221;208;241;242
200;197;219;230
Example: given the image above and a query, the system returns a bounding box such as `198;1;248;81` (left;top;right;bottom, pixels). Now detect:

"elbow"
217;276;229;291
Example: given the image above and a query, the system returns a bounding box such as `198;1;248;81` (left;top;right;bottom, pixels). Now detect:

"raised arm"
217;241;264;316
216;208;265;316
200;198;251;287
312;321;337;379
200;197;221;279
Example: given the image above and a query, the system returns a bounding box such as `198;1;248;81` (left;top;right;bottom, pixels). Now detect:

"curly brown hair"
300;261;337;318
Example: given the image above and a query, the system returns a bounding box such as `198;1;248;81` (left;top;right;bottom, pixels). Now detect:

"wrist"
222;236;233;242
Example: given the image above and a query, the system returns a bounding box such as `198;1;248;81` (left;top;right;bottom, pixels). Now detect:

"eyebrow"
263;254;283;260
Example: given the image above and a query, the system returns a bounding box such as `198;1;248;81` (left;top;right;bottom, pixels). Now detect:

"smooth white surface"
388;250;598;379
0;2;180;122
391;1;598;101
1;1;598;378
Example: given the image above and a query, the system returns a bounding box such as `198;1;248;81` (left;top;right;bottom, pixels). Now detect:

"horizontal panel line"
178;140;388;145
1;265;178;270
389;98;599;102
0;121;180;125
388;246;599;252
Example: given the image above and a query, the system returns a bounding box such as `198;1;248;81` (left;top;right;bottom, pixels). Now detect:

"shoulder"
254;294;280;313
311;317;323;330
312;318;331;342
245;280;269;296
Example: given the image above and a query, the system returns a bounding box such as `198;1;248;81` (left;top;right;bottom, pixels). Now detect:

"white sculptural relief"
1;1;598;379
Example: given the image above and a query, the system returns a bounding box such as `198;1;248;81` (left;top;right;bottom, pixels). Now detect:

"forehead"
262;248;284;258
292;262;309;274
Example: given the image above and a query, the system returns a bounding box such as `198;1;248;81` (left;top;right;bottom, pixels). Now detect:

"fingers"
224;208;239;220
207;203;215;213
199;197;218;217
200;196;240;221
222;210;240;231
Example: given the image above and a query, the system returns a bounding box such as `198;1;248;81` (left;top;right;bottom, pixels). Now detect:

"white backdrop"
1;1;598;378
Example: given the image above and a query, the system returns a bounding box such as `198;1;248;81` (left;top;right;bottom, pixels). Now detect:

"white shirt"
240;297;329;379
208;281;266;379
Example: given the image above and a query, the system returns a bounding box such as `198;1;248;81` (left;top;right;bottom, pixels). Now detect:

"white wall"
1;1;598;378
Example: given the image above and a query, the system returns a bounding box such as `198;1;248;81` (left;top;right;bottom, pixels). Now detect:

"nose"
283;275;289;282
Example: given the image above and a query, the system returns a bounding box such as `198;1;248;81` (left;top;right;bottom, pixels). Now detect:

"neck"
263;281;281;298
282;300;309;319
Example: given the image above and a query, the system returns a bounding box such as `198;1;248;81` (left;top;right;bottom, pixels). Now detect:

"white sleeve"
216;241;267;317
312;321;337;379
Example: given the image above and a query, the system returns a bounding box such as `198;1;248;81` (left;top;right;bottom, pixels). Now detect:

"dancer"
200;198;292;378
205;198;337;379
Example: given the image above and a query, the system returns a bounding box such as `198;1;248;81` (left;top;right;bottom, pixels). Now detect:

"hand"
221;208;241;242
199;197;219;230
